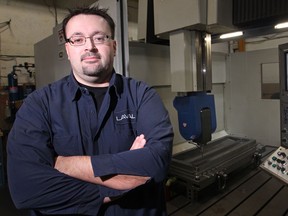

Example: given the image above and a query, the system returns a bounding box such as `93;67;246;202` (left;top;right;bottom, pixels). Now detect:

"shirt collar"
67;69;123;101
108;70;123;98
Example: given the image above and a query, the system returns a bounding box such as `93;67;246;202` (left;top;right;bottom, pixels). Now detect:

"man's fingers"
130;134;146;150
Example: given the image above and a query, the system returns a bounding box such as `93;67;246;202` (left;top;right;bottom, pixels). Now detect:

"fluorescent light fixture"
275;22;288;29
220;31;243;39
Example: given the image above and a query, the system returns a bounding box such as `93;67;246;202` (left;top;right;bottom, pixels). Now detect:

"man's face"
65;14;116;86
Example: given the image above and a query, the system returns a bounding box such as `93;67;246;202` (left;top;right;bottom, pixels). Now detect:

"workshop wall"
0;0;98;125
0;0;71;86
226;48;280;147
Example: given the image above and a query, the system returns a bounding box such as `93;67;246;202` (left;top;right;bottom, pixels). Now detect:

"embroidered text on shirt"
116;114;136;121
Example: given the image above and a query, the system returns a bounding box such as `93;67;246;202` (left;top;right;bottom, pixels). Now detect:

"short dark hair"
62;5;115;41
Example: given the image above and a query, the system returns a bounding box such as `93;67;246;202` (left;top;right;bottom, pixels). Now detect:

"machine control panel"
265;43;288;183
261;146;288;184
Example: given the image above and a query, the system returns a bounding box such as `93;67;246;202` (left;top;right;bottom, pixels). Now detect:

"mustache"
81;52;101;61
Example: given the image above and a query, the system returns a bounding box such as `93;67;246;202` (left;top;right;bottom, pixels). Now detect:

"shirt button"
81;88;89;94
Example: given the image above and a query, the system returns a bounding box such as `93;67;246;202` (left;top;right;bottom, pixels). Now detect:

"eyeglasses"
66;34;112;46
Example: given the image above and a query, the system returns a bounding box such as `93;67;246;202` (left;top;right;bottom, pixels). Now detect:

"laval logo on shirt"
116;113;136;121
114;109;137;124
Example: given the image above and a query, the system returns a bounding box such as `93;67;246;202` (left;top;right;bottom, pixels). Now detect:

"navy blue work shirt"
7;71;174;216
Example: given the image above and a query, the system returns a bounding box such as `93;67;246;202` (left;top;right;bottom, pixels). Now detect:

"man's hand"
130;134;146;150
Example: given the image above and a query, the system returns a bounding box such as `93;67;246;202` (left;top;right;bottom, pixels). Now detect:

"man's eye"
94;36;105;42
73;37;85;44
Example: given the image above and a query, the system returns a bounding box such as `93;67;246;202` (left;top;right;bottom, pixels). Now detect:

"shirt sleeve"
91;85;174;183
7;92;103;215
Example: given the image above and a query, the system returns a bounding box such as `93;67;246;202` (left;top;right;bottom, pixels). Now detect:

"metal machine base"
169;135;258;199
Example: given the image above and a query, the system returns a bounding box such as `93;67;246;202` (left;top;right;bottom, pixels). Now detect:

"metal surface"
169;136;257;193
167;170;288;216
169;30;212;92
153;0;234;36
167;146;288;216
196;171;286;216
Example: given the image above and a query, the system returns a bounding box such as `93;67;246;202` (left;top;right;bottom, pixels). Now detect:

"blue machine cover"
173;92;217;140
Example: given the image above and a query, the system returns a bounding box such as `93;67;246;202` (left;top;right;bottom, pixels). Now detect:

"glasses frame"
66;34;112;46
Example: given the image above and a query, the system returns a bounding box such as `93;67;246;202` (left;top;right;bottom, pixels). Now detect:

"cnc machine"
260;43;288;184
146;0;258;197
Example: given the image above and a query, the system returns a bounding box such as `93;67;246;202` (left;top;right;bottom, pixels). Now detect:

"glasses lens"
93;34;110;44
68;34;111;46
70;36;86;46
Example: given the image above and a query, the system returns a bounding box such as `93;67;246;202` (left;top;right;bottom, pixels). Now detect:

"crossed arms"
54;134;150;203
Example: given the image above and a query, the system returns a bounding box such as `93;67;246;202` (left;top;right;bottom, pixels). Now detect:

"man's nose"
85;37;97;50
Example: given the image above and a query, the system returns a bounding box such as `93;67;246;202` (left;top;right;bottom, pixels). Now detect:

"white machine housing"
138;0;235;92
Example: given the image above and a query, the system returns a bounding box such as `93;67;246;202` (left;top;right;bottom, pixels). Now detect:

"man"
7;4;173;216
